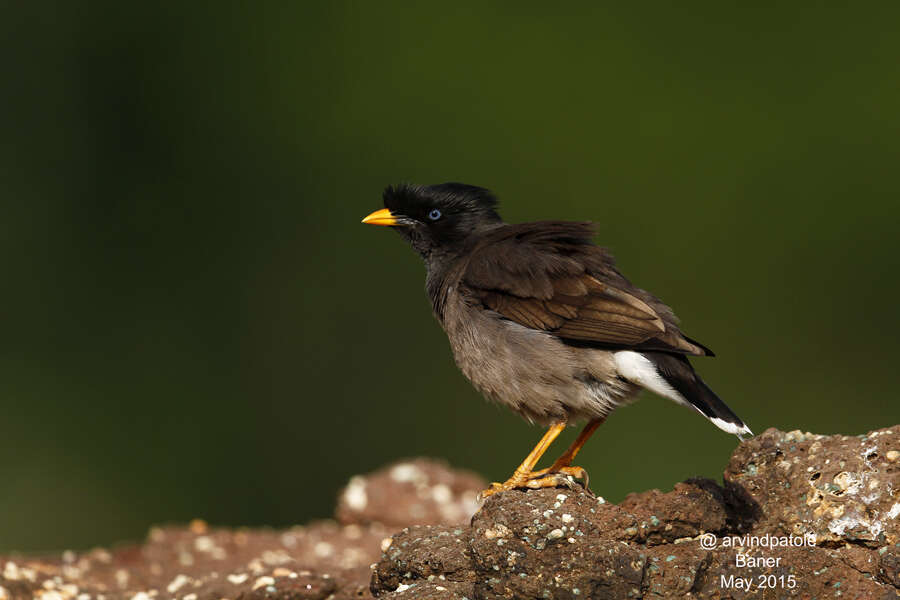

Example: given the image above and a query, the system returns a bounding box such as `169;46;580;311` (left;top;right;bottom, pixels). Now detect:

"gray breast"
439;293;638;425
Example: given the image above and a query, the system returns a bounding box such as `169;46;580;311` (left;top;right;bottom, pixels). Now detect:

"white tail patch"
711;416;754;439
613;351;752;439
613;351;691;407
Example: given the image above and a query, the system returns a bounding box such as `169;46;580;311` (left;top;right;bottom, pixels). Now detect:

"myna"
362;183;751;497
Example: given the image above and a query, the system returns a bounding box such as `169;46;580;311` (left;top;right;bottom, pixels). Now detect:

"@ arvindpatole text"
699;532;816;550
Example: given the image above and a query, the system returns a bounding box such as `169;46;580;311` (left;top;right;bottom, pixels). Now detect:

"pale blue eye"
428;209;442;221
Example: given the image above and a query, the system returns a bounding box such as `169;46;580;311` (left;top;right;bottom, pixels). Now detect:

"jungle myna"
362;183;751;497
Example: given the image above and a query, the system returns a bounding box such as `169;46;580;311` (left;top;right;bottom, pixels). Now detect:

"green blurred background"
2;3;899;553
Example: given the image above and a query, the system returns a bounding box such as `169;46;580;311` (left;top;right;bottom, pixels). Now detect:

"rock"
372;426;900;599
370;525;475;595
336;458;485;528
725;426;900;546
616;479;730;544
3;430;900;599
0;459;473;600
470;488;645;598
380;580;474;599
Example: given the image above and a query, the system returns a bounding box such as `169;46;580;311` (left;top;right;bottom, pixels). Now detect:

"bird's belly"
442;305;636;424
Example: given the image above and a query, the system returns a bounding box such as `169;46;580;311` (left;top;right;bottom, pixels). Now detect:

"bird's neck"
421;222;506;321
424;250;464;324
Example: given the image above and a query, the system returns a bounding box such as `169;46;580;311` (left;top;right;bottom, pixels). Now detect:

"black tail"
646;352;752;439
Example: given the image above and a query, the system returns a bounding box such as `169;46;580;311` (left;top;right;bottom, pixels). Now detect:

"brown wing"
460;222;711;356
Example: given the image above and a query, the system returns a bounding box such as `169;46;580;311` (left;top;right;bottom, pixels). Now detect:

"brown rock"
880;546;900;587
617;478;729;544
370;525;474;595
372;426;900;599
4;427;900;599
380;580;474;599
336;458;485;528
725;426;900;546
642;544;711;597
469;488;644;599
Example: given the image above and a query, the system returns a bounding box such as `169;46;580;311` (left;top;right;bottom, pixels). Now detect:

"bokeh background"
2;3;899;553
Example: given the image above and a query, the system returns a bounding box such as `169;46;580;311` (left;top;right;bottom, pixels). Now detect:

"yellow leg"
480;421;566;499
527;416;606;487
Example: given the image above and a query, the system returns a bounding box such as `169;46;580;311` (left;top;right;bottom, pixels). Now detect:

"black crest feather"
383;182;500;219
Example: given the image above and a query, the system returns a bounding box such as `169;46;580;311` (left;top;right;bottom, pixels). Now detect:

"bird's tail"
614;350;752;440
647;352;752;439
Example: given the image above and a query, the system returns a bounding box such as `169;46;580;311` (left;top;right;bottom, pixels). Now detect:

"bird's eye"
428;209;442;221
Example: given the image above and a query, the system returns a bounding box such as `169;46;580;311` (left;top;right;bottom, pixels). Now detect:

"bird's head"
362;182;503;259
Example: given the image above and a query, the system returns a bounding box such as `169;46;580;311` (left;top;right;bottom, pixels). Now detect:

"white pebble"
888;503;900;519
344;477;368;510
390;463;423;483
431;484;453;503
167;574;190;594
314;541;334;557
194;536;215;552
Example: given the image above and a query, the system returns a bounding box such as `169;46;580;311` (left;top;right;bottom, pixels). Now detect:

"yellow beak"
361;208;398;226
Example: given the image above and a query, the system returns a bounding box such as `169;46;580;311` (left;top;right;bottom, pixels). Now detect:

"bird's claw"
479;466;590;500
525;465;590;492
528;465;589;488
479;479;524;500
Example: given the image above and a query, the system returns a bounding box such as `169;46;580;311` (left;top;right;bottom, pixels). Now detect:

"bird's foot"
527;465;586;481
526;466;589;490
479;471;534;500
479;466;589;500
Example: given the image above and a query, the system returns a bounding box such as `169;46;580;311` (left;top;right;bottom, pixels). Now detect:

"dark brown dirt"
3;429;900;599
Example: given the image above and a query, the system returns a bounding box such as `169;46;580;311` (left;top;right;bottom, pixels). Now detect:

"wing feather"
460;222;712;356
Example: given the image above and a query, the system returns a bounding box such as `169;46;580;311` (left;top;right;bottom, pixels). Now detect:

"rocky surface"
0;460;484;600
3;428;900;599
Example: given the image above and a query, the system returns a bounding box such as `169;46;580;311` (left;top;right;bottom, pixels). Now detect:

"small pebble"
252;576;275;590
166;574;190;594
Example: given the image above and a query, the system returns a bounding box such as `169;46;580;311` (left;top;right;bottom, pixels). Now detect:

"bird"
361;182;751;497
